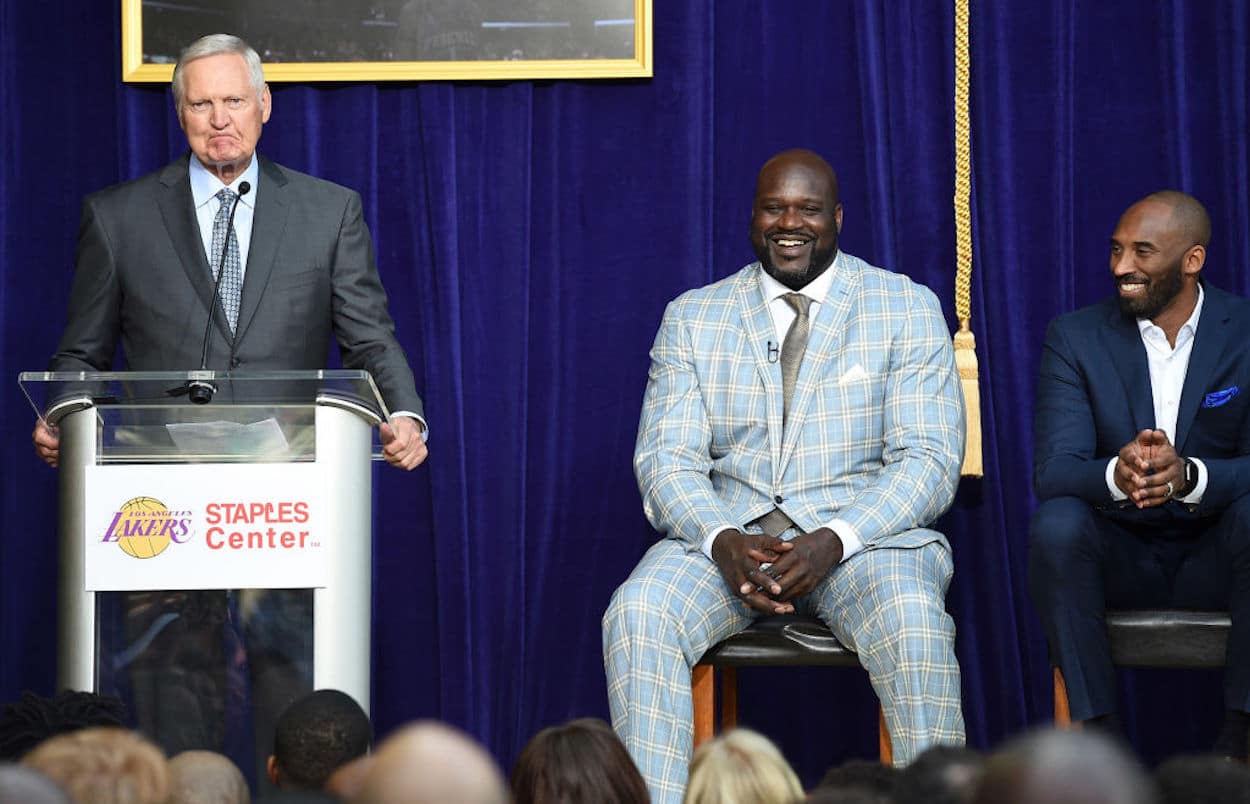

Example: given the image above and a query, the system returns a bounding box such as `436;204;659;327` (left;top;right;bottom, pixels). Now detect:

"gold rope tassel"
954;321;982;476
953;0;982;477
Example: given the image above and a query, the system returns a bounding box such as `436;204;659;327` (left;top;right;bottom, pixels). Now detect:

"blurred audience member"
353;721;507;804
0;690;127;761
970;728;1157;804
324;755;374;801
21;727;167;804
268;689;370;792
168;750;249;804
683;728;802;804
256;793;337;803
895;745;982;804
807;788;892;804
814;758;897;799
1155;754;1250;804
511;717;648;804
0;763;72;804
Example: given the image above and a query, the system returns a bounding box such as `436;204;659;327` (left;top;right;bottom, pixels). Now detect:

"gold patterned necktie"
780;292;812;424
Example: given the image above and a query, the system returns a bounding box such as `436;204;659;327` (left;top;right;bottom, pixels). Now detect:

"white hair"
171;34;266;108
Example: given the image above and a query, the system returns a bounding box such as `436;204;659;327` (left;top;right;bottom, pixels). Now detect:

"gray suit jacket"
51;154;423;416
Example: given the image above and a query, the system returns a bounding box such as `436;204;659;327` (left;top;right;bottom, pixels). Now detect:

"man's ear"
1183;243;1206;276
267;755;281;787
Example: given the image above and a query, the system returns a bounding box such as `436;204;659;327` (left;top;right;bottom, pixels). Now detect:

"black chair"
692;614;893;763
1052;610;1230;725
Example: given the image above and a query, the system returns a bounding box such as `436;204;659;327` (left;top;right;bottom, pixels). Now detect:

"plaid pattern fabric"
604;539;964;802
606;255;966;802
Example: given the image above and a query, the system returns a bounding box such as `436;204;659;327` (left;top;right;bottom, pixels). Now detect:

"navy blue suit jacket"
1033;282;1250;522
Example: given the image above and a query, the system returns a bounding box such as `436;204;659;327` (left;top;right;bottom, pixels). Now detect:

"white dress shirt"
702;255;865;563
189;155;259;277
1105;284;1207;502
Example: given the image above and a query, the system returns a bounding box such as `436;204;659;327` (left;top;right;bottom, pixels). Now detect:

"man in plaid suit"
603;149;966;802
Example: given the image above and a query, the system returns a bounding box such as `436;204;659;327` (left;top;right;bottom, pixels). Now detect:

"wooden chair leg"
1053;666;1075;728
720;667;739;730
877;706;893;765
692;664;716;748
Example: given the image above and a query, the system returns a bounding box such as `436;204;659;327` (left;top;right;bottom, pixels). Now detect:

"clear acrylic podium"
19;369;387;781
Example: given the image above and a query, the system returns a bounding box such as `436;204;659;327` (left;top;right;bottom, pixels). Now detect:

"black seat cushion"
698;614;861;667
1105;610;1229;668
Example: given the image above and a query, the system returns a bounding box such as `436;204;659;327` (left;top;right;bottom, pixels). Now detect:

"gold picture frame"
122;0;652;83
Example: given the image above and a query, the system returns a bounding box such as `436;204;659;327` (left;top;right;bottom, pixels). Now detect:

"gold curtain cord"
954;0;983;477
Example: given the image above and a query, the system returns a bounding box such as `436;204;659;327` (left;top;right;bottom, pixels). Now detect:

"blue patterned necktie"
211;188;242;333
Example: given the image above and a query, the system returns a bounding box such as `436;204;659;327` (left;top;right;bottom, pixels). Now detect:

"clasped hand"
711;527;844;614
1114;429;1182;508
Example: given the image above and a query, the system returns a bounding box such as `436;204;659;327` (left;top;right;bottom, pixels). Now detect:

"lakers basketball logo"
100;496;193;559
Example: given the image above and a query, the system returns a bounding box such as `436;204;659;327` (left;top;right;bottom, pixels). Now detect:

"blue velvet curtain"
2;0;1249;786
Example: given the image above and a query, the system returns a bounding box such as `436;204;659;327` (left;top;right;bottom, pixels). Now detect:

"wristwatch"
1173;457;1198;499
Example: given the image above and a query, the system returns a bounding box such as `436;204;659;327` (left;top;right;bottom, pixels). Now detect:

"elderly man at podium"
28;33;426;789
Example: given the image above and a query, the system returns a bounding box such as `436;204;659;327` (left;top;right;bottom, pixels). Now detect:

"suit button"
774;495;783;504
230;357;241;368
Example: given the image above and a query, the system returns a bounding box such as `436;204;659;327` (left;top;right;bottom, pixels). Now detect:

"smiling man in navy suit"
1030;191;1250;756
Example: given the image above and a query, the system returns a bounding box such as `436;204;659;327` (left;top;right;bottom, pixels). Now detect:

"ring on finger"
1165;480;1175;497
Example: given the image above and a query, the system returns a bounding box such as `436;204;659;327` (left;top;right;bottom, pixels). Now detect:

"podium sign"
19;370;385;786
84;463;327;591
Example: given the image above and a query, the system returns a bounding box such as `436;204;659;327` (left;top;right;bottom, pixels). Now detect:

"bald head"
167;751;249;804
353;722;506;804
1137;190;1211;248
756;149;840;203
971;729;1157;804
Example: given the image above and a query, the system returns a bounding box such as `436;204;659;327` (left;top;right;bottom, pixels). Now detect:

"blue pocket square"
1203;386;1240;408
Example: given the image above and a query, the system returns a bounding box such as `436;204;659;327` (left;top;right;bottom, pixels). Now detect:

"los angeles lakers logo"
101;496;193;559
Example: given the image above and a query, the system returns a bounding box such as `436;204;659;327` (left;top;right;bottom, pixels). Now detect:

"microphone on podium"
189;181;250;405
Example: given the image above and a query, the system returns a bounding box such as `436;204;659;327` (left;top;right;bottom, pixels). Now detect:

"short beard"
1116;260;1184;320
755;242;837;291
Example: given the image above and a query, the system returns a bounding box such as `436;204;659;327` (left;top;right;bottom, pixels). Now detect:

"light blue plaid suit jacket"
634;253;964;551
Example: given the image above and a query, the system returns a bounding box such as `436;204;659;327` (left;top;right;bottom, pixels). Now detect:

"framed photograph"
122;0;652;82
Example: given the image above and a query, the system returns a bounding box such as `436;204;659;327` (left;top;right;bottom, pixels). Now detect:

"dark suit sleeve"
328;191;424;418
49;196;122;371
1033;317;1117;504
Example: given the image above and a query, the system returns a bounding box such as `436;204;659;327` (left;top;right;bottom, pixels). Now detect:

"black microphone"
189;181;250;405
767;341;779;363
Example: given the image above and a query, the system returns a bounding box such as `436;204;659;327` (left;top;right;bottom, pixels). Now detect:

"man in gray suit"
28;33;427;783
32;33;427;470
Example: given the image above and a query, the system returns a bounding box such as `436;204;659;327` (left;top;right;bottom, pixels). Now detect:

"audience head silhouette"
970;728;1157;804
21;727;167;804
167;750;249;804
269;689;371;792
353;721;507;804
510;717;648;804
683;728;803;804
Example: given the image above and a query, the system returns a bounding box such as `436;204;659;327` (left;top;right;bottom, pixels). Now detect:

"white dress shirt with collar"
701;254;866;563
1105;283;1207;503
189;154;259;278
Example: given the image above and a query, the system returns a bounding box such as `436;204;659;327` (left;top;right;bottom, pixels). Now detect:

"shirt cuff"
390;411;429;443
824;518;864;562
1178;457;1207;503
701;524;737;561
1106;457;1128;501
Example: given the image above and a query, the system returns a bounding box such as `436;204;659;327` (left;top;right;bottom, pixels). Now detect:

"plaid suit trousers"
603;538;964;804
